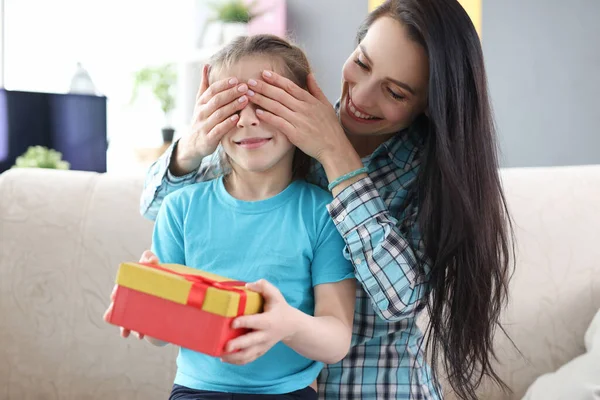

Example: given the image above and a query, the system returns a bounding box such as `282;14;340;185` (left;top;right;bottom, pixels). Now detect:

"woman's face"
340;16;430;137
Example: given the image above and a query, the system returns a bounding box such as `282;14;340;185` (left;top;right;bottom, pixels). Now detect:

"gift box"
106;262;263;357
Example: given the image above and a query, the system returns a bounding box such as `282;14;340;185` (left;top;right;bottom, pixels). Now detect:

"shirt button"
336;214;344;223
355;258;362;265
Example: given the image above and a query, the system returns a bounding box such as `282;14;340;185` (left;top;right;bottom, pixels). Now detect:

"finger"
196;64;210;100
248;77;304;112
139;250;159;264
103;302;113;322
254;109;296;140
221;346;266;365
232;313;270;331
120;327;131;338
260;70;315;103
226;331;268;353
247;91;295;123
205;114;240;146
204;93;249;132
307;73;329;104
198;77;242;105
245;279;283;302
200;84;249;121
195;65;207;101
110;285;118;302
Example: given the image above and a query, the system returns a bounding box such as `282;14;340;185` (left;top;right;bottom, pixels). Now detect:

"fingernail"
248;79;257;86
263;70;272;78
238;95;247;103
229;78;238;85
247;90;255;97
256;109;264;115
238;84;248;92
230;114;239;121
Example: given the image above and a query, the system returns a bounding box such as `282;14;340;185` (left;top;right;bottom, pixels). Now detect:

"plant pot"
162;127;175;143
221;22;249;44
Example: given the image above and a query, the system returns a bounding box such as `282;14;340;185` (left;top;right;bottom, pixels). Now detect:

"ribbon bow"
140;263;248;316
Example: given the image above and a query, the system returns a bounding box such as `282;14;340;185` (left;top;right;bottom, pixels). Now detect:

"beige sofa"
0;166;599;399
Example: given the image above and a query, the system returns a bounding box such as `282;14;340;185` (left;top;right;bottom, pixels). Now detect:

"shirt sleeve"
326;176;430;321
311;210;355;287
140;140;222;221
150;193;186;265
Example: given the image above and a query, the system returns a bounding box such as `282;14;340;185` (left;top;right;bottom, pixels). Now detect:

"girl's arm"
222;198;356;366
221;278;355;366
282;279;355;364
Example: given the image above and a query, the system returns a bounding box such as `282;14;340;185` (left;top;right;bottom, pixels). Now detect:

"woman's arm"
140;65;251;221
248;71;430;322
326;173;429;322
140;142;221;221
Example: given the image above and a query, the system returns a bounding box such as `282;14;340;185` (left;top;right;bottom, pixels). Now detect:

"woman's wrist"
169;138;204;177
319;143;367;196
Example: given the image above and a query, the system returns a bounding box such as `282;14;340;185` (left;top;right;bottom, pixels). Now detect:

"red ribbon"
139;263;248;316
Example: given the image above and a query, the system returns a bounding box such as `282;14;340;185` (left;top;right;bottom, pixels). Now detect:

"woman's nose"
237;103;259;128
351;80;377;110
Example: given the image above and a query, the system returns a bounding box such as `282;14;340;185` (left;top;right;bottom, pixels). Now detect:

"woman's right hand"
103;250;160;339
170;64;250;176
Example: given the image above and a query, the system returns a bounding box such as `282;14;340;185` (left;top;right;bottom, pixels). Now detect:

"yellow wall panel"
368;0;482;37
368;0;384;12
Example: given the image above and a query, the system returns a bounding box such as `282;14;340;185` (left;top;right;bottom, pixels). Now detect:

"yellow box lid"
115;262;262;317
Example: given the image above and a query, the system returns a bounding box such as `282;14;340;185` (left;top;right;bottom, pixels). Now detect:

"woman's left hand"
221;279;298;365
247;71;350;163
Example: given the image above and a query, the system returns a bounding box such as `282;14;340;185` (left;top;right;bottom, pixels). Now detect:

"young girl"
132;35;356;400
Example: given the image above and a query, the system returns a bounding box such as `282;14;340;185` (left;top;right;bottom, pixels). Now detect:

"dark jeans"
169;385;318;400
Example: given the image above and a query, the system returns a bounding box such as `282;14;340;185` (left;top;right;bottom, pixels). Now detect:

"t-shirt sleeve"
151;193;186;265
311;210;355;287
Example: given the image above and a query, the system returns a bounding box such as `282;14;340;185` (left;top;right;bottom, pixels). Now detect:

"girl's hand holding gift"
221;279;296;365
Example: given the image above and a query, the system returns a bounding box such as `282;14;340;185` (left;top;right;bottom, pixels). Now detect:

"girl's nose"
237;103;259;128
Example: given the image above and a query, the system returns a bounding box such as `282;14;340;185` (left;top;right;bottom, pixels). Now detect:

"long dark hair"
358;1;514;398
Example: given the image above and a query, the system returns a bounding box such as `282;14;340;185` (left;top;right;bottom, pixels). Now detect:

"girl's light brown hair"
208;34;312;180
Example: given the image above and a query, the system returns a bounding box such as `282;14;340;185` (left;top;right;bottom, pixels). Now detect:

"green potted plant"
131;64;177;143
208;0;261;43
12;146;70;170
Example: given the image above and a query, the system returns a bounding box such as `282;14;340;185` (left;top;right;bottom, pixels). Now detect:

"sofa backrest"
1;166;599;399
471;165;600;399
0;169;175;399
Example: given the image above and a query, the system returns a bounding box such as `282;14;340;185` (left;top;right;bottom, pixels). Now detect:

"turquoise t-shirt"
151;177;354;394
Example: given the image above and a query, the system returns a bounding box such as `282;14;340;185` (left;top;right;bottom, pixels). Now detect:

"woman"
137;0;513;399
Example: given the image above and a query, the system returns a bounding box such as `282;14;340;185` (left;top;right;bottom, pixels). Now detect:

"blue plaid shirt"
140;127;441;400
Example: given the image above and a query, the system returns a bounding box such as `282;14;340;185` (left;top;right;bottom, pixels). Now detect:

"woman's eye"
354;58;368;70
387;88;405;101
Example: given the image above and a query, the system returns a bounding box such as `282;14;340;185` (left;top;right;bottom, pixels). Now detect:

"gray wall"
483;0;600;168
286;0;367;102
